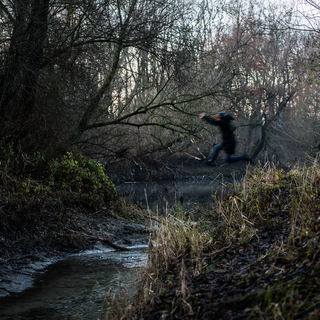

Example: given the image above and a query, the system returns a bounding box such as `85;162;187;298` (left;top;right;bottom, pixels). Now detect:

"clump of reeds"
101;278;135;320
137;210;211;313
207;161;285;244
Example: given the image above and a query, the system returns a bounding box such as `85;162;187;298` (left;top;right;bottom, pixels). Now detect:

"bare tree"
1;0;309;167
195;1;305;164
0;0;232;160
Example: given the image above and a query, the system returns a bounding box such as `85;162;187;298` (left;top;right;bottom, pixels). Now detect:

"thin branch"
0;1;14;23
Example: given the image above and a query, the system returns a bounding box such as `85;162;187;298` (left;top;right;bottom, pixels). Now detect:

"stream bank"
130;162;320;320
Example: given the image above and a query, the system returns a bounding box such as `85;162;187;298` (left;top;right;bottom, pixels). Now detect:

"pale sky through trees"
293;0;320;30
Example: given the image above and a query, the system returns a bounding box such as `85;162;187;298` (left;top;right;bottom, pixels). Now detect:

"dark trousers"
210;143;249;163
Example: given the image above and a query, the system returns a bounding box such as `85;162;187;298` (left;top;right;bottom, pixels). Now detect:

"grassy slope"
108;160;320;320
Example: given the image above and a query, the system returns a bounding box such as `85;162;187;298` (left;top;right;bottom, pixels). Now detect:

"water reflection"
0;246;147;320
117;179;230;211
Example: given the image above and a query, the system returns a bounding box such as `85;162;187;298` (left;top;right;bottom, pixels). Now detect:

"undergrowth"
0;148;117;203
0;147;137;255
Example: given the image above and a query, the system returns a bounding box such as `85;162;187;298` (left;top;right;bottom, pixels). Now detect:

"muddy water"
0;246;147;320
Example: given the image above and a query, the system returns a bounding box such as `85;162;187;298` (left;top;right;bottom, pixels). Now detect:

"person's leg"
206;143;223;163
225;154;251;163
225;153;232;163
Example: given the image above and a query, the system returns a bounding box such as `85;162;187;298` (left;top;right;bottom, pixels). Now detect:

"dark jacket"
203;114;236;154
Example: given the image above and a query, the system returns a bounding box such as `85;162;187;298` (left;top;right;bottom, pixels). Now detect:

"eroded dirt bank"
0;202;149;299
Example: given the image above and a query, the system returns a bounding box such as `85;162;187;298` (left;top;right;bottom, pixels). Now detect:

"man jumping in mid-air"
199;111;251;165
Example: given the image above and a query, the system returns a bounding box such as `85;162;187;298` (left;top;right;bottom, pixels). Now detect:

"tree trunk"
249;124;266;161
0;0;49;143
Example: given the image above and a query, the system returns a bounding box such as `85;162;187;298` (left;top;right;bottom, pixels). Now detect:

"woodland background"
1;0;320;170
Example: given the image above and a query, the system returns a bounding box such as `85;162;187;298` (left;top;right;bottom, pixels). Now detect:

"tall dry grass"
139;212;211;309
212;159;320;244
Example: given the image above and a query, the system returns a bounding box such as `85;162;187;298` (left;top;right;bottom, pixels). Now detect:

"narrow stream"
0;246;147;320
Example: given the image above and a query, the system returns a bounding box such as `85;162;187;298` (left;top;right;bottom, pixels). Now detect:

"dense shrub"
48;150;117;202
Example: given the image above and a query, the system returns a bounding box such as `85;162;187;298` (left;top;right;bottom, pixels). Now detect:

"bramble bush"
0;145;117;203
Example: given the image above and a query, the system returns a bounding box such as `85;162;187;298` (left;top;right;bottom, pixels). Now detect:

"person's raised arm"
200;113;220;126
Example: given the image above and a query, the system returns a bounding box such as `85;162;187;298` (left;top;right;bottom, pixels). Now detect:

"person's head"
216;111;225;120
